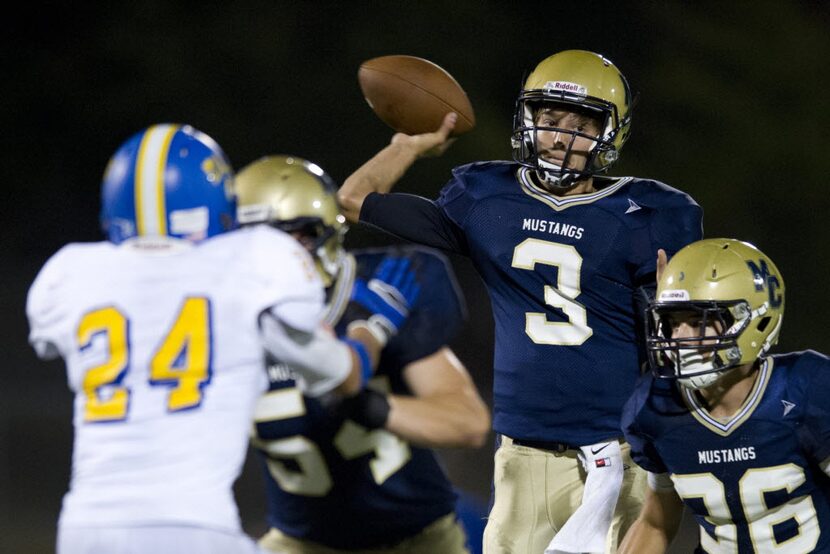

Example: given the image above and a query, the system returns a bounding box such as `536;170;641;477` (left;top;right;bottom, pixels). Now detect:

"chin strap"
674;348;723;390
535;156;590;191
535;168;583;190
678;372;722;391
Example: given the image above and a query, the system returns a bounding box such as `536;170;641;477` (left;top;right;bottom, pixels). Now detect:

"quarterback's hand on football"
349;257;420;347
391;112;457;158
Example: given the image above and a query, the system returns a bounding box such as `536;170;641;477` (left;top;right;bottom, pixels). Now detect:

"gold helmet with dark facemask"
511;50;632;190
647;238;785;390
235;155;347;286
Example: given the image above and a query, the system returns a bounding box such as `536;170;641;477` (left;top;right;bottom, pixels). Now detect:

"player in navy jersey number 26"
337;49;704;553
620;238;830;554
235;155;490;554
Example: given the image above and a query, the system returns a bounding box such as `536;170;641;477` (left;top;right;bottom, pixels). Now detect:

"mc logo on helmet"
746;260;783;308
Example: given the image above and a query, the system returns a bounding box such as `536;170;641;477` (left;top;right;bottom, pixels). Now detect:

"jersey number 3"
512;238;592;345
76;297;212;423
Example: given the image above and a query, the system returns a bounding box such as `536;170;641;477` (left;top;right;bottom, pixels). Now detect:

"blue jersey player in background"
620;238;830;553
235;155;491;553
338;50;703;552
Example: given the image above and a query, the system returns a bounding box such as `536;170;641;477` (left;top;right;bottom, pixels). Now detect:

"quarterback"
338;50;703;552
26;125;418;554
235;155;490;553
620;239;830;553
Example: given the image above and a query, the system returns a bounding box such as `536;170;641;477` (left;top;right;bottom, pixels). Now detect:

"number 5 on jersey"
77;297;212;422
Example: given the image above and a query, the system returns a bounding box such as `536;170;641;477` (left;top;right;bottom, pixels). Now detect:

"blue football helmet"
100;124;236;244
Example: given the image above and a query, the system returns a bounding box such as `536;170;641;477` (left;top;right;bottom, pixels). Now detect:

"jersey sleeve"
800;351;830;462
241;226;326;333
382;247;468;369
633;192;704;283
434;167;477;226
26;246;75;359
621;373;669;474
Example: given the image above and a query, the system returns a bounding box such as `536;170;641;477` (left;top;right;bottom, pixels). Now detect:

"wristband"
347;318;391;348
347;387;391;430
342;337;373;386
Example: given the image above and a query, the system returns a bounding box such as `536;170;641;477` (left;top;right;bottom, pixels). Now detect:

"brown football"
358;55;475;136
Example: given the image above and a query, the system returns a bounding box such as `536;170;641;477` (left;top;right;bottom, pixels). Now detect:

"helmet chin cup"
536;159;581;190
678;372;722;390
672;349;723;390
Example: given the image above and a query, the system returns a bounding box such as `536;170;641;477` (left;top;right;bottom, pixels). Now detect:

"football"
358;55;475;136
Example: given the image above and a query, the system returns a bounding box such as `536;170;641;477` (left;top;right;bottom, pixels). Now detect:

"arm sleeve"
246;226;350;397
360;192;469;254
258;308;352;398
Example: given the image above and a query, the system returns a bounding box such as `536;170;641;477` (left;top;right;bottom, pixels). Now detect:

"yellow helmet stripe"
135;124;179;236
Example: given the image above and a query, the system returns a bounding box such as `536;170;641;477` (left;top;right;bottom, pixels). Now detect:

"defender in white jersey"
26;124;421;554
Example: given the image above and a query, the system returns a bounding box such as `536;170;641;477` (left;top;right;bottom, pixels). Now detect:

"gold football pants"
483;436;646;554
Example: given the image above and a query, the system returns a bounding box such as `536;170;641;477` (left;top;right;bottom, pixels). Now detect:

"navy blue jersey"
623;351;830;553
426;162;701;445
252;246;466;549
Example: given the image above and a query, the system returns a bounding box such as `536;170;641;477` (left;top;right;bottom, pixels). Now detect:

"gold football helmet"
647;239;785;389
511;49;632;189
235;155;347;285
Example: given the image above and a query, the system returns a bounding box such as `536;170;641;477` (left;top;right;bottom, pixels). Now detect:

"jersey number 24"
76;297;211;423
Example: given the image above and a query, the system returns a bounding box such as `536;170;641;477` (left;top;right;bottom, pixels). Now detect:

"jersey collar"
681;358;773;437
516;167;631;211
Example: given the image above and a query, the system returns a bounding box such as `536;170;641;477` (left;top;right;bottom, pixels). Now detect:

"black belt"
511;437;575;453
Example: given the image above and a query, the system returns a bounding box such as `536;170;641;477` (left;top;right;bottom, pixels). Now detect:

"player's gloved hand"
349;257;420;347
319;387;391;430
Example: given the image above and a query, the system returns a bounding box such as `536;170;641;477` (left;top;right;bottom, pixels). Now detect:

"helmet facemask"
649;238;786;391
271;216;347;285
646;301;752;390
511;93;625;191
